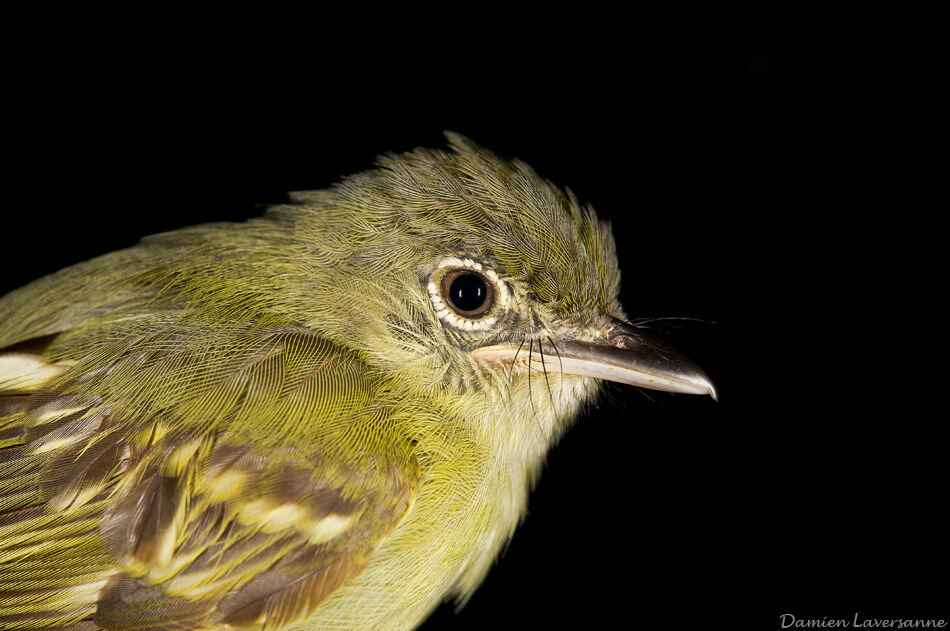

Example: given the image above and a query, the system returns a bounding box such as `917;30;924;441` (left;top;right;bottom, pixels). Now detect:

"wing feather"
0;326;417;630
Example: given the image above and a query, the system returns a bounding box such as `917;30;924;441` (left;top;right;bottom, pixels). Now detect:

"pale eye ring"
427;257;507;331
441;269;494;317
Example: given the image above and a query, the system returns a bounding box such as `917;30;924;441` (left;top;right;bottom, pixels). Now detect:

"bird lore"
778;613;948;629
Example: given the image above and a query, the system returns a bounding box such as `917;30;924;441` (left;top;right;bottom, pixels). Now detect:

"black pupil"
449;273;487;312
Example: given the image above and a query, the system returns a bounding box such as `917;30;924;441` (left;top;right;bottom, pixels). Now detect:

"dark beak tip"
608;317;718;401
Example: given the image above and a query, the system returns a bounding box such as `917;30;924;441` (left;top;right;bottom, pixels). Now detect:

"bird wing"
0;324;418;631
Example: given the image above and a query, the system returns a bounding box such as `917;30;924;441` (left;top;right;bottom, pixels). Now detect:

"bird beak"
473;317;718;400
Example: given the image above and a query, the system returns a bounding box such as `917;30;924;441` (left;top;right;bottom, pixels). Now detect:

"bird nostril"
610;334;636;350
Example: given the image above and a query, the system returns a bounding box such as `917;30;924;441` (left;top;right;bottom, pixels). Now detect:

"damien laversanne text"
779;614;948;629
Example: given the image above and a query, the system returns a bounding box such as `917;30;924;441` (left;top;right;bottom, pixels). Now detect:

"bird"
0;133;716;631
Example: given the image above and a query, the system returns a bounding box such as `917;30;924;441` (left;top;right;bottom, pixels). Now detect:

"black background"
3;3;944;629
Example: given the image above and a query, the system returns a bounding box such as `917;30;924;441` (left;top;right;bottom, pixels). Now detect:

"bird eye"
441;269;495;317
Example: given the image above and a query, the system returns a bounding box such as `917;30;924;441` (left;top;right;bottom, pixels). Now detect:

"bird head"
258;133;716;444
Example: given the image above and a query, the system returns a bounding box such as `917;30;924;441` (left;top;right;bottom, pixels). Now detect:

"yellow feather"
0;354;70;392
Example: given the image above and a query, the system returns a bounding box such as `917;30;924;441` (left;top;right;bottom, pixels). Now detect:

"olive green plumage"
0;134;702;630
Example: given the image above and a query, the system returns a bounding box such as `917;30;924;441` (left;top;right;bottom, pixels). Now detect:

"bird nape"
0;133;715;631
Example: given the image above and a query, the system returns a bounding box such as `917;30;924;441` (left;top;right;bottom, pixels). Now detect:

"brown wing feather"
216;557;362;628
1;329;418;631
94;574;216;631
96;434;415;630
0;334;116;629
